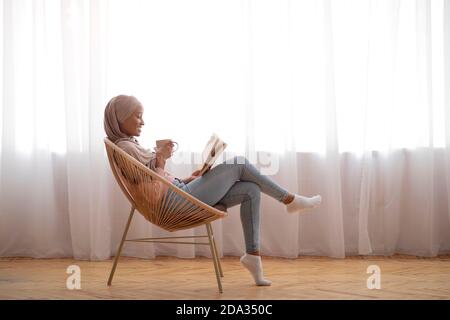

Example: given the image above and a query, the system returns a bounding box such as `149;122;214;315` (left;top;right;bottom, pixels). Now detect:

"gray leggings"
182;156;290;253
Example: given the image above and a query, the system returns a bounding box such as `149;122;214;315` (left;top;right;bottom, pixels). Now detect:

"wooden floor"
1;255;449;300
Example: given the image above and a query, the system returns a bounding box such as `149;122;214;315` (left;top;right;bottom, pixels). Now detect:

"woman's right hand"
154;142;175;160
155;152;166;169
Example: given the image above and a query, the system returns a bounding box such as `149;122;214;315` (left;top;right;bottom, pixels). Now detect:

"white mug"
155;139;178;159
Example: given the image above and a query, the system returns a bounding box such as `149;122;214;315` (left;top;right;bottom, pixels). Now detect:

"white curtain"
1;0;449;259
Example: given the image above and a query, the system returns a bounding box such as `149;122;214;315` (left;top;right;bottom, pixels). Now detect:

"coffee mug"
155;139;178;158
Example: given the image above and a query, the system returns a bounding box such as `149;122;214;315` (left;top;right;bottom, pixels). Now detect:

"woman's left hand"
181;170;202;184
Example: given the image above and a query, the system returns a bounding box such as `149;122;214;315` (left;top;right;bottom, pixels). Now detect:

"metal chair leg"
206;223;223;293
107;206;135;286
207;223;223;277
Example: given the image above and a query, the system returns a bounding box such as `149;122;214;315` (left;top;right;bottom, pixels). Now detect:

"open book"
197;133;227;176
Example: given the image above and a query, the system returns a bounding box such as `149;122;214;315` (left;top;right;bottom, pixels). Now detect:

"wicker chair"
104;138;228;293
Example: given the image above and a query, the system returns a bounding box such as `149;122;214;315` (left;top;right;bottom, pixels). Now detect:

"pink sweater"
154;167;178;183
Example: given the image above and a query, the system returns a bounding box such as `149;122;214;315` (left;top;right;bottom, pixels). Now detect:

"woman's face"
119;105;145;137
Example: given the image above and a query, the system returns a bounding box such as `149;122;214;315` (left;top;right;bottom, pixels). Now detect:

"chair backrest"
104;138;227;232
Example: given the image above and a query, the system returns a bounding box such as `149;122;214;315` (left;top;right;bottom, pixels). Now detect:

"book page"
198;133;227;175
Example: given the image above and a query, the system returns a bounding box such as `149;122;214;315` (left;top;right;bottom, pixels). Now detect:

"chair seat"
104;138;227;232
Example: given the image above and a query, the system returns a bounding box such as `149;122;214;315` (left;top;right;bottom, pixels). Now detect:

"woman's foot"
240;254;272;286
285;194;322;214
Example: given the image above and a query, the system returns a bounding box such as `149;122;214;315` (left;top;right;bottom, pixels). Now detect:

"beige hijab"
104;95;157;168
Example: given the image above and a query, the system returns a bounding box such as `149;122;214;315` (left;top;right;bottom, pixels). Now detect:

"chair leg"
206;223;223;293
207;223;223;277
107;206;135;286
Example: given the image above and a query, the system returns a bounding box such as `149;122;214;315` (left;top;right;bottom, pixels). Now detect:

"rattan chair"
104;138;227;293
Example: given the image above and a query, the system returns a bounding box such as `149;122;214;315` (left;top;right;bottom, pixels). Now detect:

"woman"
104;95;322;286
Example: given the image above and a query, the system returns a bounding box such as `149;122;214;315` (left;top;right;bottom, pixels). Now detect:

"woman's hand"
155;153;166;169
154;141;176;160
191;169;202;177
181;166;212;184
181;169;203;184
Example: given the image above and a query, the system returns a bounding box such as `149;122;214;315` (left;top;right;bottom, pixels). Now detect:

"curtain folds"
1;0;449;259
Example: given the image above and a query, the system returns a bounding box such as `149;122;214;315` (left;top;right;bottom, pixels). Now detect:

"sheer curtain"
1;0;449;259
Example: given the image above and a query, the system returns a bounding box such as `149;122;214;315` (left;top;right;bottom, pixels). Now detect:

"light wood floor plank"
1;255;449;300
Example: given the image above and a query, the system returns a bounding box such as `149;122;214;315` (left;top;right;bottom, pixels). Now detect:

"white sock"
286;194;322;214
240;254;272;286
